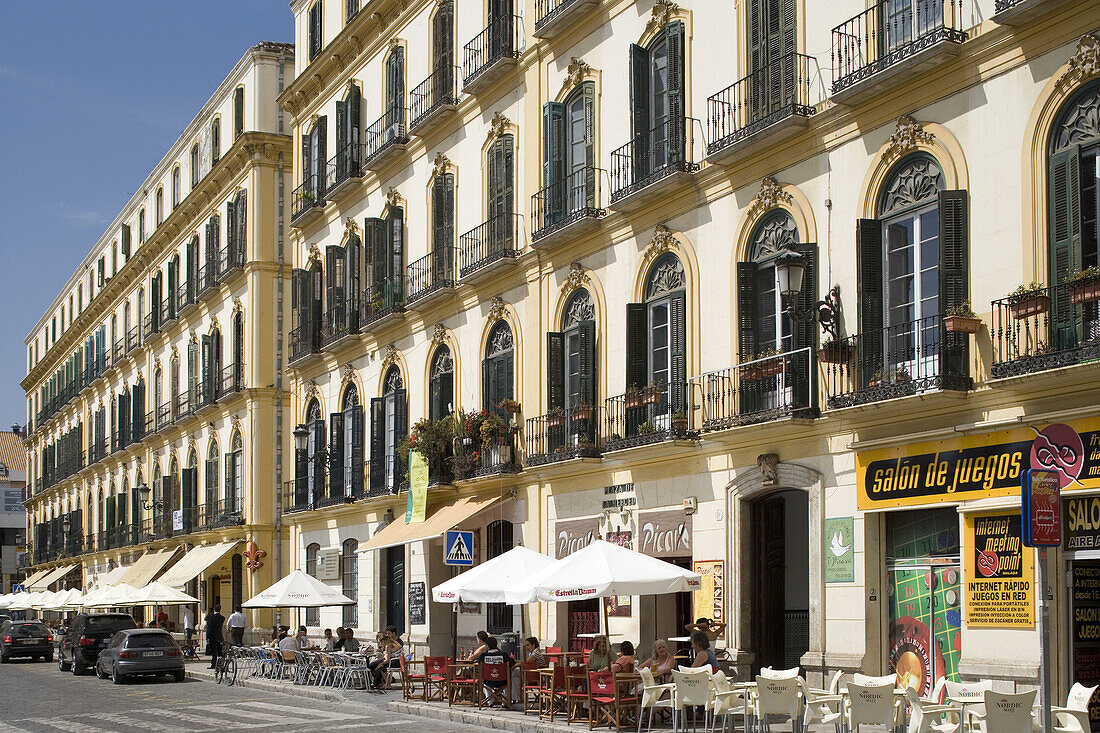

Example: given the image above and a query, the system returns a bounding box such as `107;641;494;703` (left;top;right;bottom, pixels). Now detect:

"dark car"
0;620;53;662
95;629;184;684
58;613;136;675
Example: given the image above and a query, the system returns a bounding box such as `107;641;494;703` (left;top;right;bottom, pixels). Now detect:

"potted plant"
642;383;663;405
944;301;981;334
636;421;657;435
868;369;888;388
498;398;520;414
299;189;315;205
670;412;688;431
624;386;645;409
756;348;786;377
817;339;850;364
1067;266;1100;304
1006;282;1050;319
546;407;565;428
893;365;912;383
571;403;593;421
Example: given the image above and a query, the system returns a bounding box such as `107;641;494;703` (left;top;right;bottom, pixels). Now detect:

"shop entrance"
567;599;598;651
750;490;809;673
208;574;222;610
1070;559;1100;730
383;545;405;636
885;508;961;696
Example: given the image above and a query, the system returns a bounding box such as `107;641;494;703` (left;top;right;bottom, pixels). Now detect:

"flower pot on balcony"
944;315;981;334
571;406;593;421
758;358;787;377
1009;294;1050;319
1069;280;1100;305
547;414;565;428
642;390;662;405
625;395;644;409
499;399;520;414
671;418;688;432
817;343;850;364
739;365;763;381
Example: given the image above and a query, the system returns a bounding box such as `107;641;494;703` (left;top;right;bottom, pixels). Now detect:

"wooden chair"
538;665;568;721
587;671;639;731
448;662;480;706
399;655;426;700
480;661;511;708
518;660;541;714
567;665;593;724
423;656;450;702
545;645;564;666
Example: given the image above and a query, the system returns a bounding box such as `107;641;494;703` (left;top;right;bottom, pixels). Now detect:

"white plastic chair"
672;668;714;732
754;675;804;732
810;670;843;695
972;689;1038;733
710;671;748;733
944;679;993;728
800;677;843;732
853;672;897;687
845;682;903;733
1051;683;1098;733
904;686;962;733
760;666;801;679
637;666;675;733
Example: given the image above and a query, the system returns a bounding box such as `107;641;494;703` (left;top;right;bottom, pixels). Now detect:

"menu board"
1072;562;1100;731
408;581;426;626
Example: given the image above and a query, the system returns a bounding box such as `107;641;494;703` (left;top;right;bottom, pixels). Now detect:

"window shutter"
131;383;143;441
430;371;443;421
856;218;885;386
121;224;131;259
629;44;651;178
294;439;309;507
938;190;969;382
212;331;222;398
349;85;362;170
325;245;342;327
543;102;565;225
482;357;493;412
329;412;344;500
310;417;326;501
205;460;217;509
669;291;687;413
349;404;365;496
302;130;312;190
201;334;212;404
150;274;161;332
1048;145;1081;345
789;242;817;411
364;217;388;287
234;87;244;139
311;267;324;348
441;174;455;259
181;468;194;510
369;398;385;493
578;318;596;407
390;47;405;127
235;191;246;263
315;116;327;200
167;258;178;319
547;332;565;411
393;388;408;488
335;100;347;182
666;21;686;165
346;235;360;332
188;341;198;408
225;200;237;265
388;206;405;286
309;2;322;59
625;303;649;391
582;82;597;206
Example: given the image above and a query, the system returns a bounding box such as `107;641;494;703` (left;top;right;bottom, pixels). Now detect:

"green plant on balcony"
1066;266;1100;305
636;421;657;435
546;407;565;427
670;412;688;431
399;416;457;483
370;293;385;312
1006;281;1050;320
945;300;981;334
299;189;315;204
817;338;850;364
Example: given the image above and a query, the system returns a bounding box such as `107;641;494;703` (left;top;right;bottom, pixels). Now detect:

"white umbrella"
242;569;355;608
78;586;107;607
433;546;557;603
130;582;198;606
86;583;141;608
6;593;37;612
30;591;59;610
527;539;702;602
0;593;12;609
43;589;82;610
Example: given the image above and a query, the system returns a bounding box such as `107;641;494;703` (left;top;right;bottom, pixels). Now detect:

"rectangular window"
138;210;145;243
308;2;323;60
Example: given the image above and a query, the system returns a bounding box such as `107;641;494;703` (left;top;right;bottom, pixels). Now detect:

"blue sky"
0;0;293;431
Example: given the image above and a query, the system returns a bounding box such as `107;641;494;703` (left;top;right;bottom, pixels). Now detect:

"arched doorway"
749;488;809;672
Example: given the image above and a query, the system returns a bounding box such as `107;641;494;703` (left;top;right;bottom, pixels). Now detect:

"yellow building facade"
22;42;295;633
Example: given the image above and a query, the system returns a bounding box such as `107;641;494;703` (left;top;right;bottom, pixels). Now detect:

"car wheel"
0;654;8;664
172;670;185;683
112;665;125;685
58;653;70;672
44;654;53;663
96;663;108;679
72;660;84;676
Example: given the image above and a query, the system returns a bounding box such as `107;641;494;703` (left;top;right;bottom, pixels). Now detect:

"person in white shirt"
277;630;298;652
182;606;195;644
226;606;246;647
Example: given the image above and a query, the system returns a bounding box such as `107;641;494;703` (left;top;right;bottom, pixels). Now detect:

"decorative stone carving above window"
1053;83;1100;152
879;157;944;215
563;290;595;329
430;323;448;348
886;116;935;161
432;153;453;178
1061;34;1100;86
645;254;686;300
386;187;404;208
487;296;507;323
487;323;514;356
381;344;400;371
642;224;681;267
749;211;799;261
488;111;512;141
747;177;793;219
560;262;590;294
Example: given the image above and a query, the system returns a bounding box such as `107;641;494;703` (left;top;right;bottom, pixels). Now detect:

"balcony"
324;142;363;200
177;281;195;315
143;312;158;344
203;499;244;530
221;363;244;397
991;281;1100;379
284;479;312;514
463;15;523;94
690;347;817;432
823;314;971;409
459;213;522;281
144;410;155;437
218;245;244;279
603;383;695;452
160;296;175;326
831;0;967;104
126;326;141;353
406;248;456;309
454;423;520;480
321;304;359;348
155;401;171;432
112;338;125;364
362;108;409;171
199;263;218;294
992;0;1074;25
174;391;192;421
361;277;406;332
410;65;461;134
140;517;173;542
292;175;324;225
533;0;597;39
526;406;603;466
531;167;604;247
609;117;700;213
289;325;321;365
707;53;816;164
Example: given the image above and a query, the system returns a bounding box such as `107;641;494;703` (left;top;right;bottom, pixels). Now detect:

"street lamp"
62;517;71;536
138;482;159;511
293;424;309;453
773;248;843;341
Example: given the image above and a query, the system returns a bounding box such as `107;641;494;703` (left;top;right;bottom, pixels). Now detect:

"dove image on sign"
830;530;850;558
445;530;474;566
825;517;854;583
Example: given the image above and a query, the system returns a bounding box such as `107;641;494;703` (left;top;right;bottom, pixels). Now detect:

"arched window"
152;462;163;530
171;166;181;209
431;1;454;98
154;367;164;429
855;153;967;392
431;172;455;268
211;118;221;165
155;187;164;226
232;311;244;391
205;440;219;513
486;520;514;634
336;83;361;179
170;354;180;421
482;321;514;413
1048;81;1100;348
628;20;686;177
541;82;596;226
300;399;325;506
385;46;405;129
341;384;364;497
301;116;327;205
625;254;686;430
203;327;222;403
226;431;243;514
429;345;454;421
370;367;406;493
486;134;515;252
305;542;321;626
546;289;596;452
190;144;200;188
341;538;358;627
138;208;146;244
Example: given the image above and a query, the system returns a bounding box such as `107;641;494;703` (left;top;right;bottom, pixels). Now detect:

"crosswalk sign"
444;530;474;566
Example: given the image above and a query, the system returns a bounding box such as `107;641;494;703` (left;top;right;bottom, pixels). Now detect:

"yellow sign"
856;418;1100;510
964;511;1034;628
692;560;724;633
408;452;429;523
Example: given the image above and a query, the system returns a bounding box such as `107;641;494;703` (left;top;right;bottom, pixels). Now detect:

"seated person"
685;616;726;643
333;626;346;651
638;639;675;683
689;631;718;670
368;626;404;688
608;640;635;673
585;635;612;672
466;630;490;662
276;630;296;652
477;637;515;706
509;636;545;704
323;628;336;651
342;627;360;653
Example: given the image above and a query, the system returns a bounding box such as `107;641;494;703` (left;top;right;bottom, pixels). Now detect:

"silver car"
95;629;185;684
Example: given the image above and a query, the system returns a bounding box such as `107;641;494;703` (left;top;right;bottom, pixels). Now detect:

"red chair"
480;662;510;708
589;671;639;731
423;656;450;702
539;665;568;721
545;645;564;666
567;666;591;724
448;662;480;706
520;661;541;714
398;655;426;700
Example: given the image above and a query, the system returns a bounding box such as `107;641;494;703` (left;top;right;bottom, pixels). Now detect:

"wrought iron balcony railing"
690;347;816;432
361;277;406;330
218;244;244;277
113;338;125;364
325;141;363;195
707;52;815;157
410;65;460;131
175;391;192;420
406;248;456;305
534;0;596;38
459;212;522;278
362;108;408;169
203;499;244;530
823;313;971;408
161;295;175;325
454;423;520;479
463;14;523;92
991;280;1100;378
526;406;603;466
321;305;356;347
603;383;694;452
609;117;699;206
156;401;171;431
289;325;321;365
221;362;243;396
531;167;604;243
292;175;323;222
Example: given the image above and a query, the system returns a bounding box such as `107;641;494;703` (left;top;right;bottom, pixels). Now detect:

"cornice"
22;132;292;393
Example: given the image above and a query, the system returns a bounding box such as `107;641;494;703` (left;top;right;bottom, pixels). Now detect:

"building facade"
21;42;294;625
0;429;29;593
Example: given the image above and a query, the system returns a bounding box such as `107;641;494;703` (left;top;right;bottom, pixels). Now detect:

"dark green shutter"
665;21;686;166
346;235;360;331
326;245;346;329
629;44;650;179
167;257;178;319
365;217;388;287
938;190;969;382
582;83;597;206
329;412;344;500
547;332;565;411
302;130;312;191
349;404;364;495
1048;145;1081;349
315;116;327;200
669;290;687;413
389;206;405;291
349;85;362;171
577;319;596;407
201;335;212;404
543;101;565;225
482;358;493;412
150;274;161;332
121;224;131;259
234;191;247;264
205;460;217;510
393;389;408;488
736;262;759;361
626;303;648;435
790;242;818;412
856;219;885;387
234;87;244;138
336;99;348;182
369;398;385;493
226;199;237;264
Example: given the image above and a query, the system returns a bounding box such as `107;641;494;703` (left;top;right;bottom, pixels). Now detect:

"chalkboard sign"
408;581;426;625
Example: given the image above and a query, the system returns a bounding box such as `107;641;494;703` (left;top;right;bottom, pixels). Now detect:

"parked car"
0;620;53;662
0;614;11;627
58;613;136;675
95;629;184;684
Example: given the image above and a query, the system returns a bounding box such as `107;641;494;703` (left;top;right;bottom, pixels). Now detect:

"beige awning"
117;548;181;589
156;541;241;588
29;564;78;591
20;568;53;589
359;495;501;552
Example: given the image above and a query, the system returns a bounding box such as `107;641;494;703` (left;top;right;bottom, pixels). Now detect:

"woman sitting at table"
607;640;635;673
466;630;490;662
638;640;676;682
369;626;404;688
689;631;718;670
586;636;612;672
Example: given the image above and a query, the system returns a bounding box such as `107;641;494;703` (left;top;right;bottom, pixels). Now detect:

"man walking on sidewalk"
205;605;225;670
227;605;246;646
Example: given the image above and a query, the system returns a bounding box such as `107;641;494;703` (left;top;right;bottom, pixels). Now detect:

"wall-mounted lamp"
773;249;843;341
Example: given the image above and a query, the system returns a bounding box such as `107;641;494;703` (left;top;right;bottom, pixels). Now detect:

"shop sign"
318;549;340;580
555;518;597;559
637;510;691;558
964;512;1034;627
692;560;724;634
825;517;855;583
602;483;636;510
1066;496;1100;551
856;420;1099;510
408;582;426;625
405;452;429;524
1022;469;1061;547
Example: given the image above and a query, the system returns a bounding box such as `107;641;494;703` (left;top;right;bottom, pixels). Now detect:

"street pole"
1036;547;1052;733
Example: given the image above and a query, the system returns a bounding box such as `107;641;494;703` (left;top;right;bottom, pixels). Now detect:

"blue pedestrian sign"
444;530;474;566
12;584;24;593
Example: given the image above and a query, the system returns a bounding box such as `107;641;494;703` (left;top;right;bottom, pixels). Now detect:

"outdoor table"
946;695;982;731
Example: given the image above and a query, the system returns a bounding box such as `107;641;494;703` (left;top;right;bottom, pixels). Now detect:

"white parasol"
432;546;557;604
129;582;199;606
242;570;355;608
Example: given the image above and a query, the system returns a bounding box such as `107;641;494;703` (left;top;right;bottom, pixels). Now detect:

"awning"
20;568;53;590
156;540;241;588
89;565;131;590
29;564;78;591
359;495;501;552
117;548;180;588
